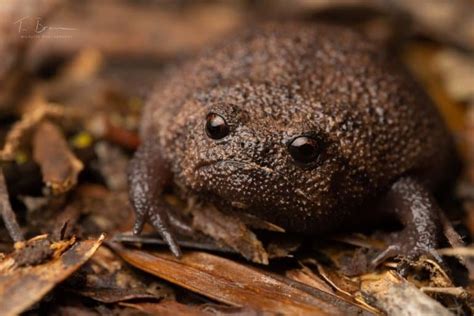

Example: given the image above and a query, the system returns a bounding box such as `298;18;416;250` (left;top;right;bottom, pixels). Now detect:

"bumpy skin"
129;22;454;260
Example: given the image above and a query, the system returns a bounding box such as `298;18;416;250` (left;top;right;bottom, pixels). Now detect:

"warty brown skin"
128;22;454;261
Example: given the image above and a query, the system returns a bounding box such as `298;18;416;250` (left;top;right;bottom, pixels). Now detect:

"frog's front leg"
128;138;182;257
372;177;443;266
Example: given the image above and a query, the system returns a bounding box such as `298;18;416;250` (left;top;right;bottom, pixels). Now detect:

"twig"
0;168;23;242
420;286;468;298
0;103;65;161
112;233;235;254
437;247;474;256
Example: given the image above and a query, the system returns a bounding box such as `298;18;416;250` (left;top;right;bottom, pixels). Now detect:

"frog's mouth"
192;159;315;209
192;159;283;207
193;159;315;203
195;159;281;177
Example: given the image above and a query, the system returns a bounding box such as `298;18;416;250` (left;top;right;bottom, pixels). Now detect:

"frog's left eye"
205;113;230;140
288;136;320;164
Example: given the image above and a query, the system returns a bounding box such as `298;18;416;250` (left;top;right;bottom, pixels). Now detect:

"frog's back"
144;22;453;191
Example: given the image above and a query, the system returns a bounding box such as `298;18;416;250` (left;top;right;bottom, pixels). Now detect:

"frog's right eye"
205;113;230;140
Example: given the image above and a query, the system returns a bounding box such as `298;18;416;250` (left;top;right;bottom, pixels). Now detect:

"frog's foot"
128;138;181;257
132;205;182;257
370;229;442;268
371;177;442;268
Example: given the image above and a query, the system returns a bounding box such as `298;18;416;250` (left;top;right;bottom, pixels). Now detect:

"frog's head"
170;83;357;231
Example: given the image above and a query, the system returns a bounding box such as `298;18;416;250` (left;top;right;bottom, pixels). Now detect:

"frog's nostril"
240;142;245;149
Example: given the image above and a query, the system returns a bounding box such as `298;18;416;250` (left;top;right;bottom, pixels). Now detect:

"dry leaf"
121;301;211;316
0;235;104;316
190;204;269;264
33;120;83;194
0;102;65;161
112;244;373;316
70;246;172;304
360;270;452;316
286;265;335;295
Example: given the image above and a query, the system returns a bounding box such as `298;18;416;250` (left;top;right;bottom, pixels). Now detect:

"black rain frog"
128;22;456;263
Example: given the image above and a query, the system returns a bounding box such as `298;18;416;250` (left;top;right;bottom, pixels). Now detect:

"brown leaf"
121;301;211;316
11;235;58;267
111;244;374;315
73;184;134;235
227;211;285;233
0;235;104;316
266;236;301;259
360;271;452;316
70;246;172;303
0;102;65;161
190;204;269;264
33;120;83;194
297;258;378;314
78;288;162;304
286;266;335;295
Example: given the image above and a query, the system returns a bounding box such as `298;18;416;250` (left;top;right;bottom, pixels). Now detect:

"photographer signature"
14;16;77;35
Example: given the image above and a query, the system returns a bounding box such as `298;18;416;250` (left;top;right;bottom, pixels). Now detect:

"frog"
128;22;456;264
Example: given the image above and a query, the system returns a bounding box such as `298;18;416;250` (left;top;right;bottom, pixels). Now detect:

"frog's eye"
205;113;230;140
288;136;320;164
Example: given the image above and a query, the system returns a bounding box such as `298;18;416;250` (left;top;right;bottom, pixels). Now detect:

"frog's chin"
202;192;251;211
230;200;249;209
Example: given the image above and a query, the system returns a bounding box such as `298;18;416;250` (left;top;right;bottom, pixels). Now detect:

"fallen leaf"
77;288;162;304
0;234;104;316
69;246;172;304
121;301;211;316
0;103;65;161
33;120;83;194
360;270;452;316
111;244;374;315
286;265;335;295
190;204;269;264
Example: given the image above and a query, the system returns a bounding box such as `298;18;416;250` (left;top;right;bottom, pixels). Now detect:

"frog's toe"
132;206;182;257
132;211;146;235
149;210;182;257
370;233;442;268
371;244;401;267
